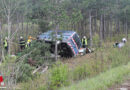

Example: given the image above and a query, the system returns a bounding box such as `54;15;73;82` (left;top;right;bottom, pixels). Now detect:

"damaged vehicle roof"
38;30;76;41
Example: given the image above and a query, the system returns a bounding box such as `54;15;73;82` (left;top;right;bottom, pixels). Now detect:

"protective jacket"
3;40;8;47
26;39;32;47
82;38;87;46
19;39;25;46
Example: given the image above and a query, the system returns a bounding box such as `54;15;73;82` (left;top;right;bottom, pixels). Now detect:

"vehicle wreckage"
37;30;92;57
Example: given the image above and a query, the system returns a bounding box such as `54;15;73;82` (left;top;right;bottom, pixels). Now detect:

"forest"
0;0;130;90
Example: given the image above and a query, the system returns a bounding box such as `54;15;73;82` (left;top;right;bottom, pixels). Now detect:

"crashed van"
37;30;82;57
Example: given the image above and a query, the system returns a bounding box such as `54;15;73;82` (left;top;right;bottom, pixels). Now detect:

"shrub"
48;62;69;90
2;55;17;63
18;41;51;66
17;64;34;82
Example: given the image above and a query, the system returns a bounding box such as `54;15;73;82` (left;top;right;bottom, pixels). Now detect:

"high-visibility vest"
82;38;87;45
27;39;31;43
4;40;8;47
26;39;32;47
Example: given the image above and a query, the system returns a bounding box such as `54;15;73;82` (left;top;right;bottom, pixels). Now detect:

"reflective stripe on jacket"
20;39;25;46
82;38;87;45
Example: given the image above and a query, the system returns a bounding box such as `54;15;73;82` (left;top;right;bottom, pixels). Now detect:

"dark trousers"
82;44;87;48
4;46;8;53
20;45;25;51
27;43;31;47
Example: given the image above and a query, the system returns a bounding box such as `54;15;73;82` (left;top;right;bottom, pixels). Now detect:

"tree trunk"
0;22;5;62
26;21;29;38
109;19;113;41
55;24;59;61
125;21;128;39
100;15;103;47
21;15;24;32
89;10;93;47
116;19;120;35
94;10;97;33
83;21;86;37
7;14;11;56
103;13;106;40
106;20;109;39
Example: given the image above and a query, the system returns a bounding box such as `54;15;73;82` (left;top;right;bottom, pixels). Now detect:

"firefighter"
3;37;8;53
113;38;127;48
26;36;32;47
26;36;36;48
19;36;25;51
122;38;127;43
82;36;87;48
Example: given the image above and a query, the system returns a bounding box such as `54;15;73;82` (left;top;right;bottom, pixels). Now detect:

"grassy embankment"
60;62;130;90
60;39;130;90
19;37;130;90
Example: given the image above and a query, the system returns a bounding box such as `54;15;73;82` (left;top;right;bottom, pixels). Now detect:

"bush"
14;40;52;83
3;55;17;63
18;41;51;66
17;64;34;82
48;62;69;90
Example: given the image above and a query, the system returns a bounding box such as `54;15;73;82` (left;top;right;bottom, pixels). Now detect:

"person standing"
82;36;87;48
19;36;25;51
26;38;31;47
26;36;33;47
3;37;8;53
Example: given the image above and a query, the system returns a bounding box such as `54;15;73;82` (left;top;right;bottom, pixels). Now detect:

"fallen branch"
32;66;42;75
41;66;48;74
32;66;48;75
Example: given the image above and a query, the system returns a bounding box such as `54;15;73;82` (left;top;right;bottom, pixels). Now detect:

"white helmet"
122;38;127;43
83;36;86;39
20;36;23;39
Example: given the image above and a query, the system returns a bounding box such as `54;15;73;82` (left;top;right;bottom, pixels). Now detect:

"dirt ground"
61;53;93;68
108;78;130;90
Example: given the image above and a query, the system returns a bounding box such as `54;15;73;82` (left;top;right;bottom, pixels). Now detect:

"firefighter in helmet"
82;36;87;48
3;37;8;53
19;36;25;51
26;36;36;48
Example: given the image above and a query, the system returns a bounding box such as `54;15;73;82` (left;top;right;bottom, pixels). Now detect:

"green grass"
60;62;130;90
18;40;130;90
17;37;130;90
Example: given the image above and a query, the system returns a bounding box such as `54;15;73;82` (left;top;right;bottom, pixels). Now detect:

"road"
108;78;130;90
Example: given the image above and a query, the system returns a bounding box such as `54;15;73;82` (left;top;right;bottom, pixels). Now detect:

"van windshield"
73;34;82;49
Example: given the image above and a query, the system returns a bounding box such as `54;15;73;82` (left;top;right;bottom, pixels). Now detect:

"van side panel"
68;38;79;56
